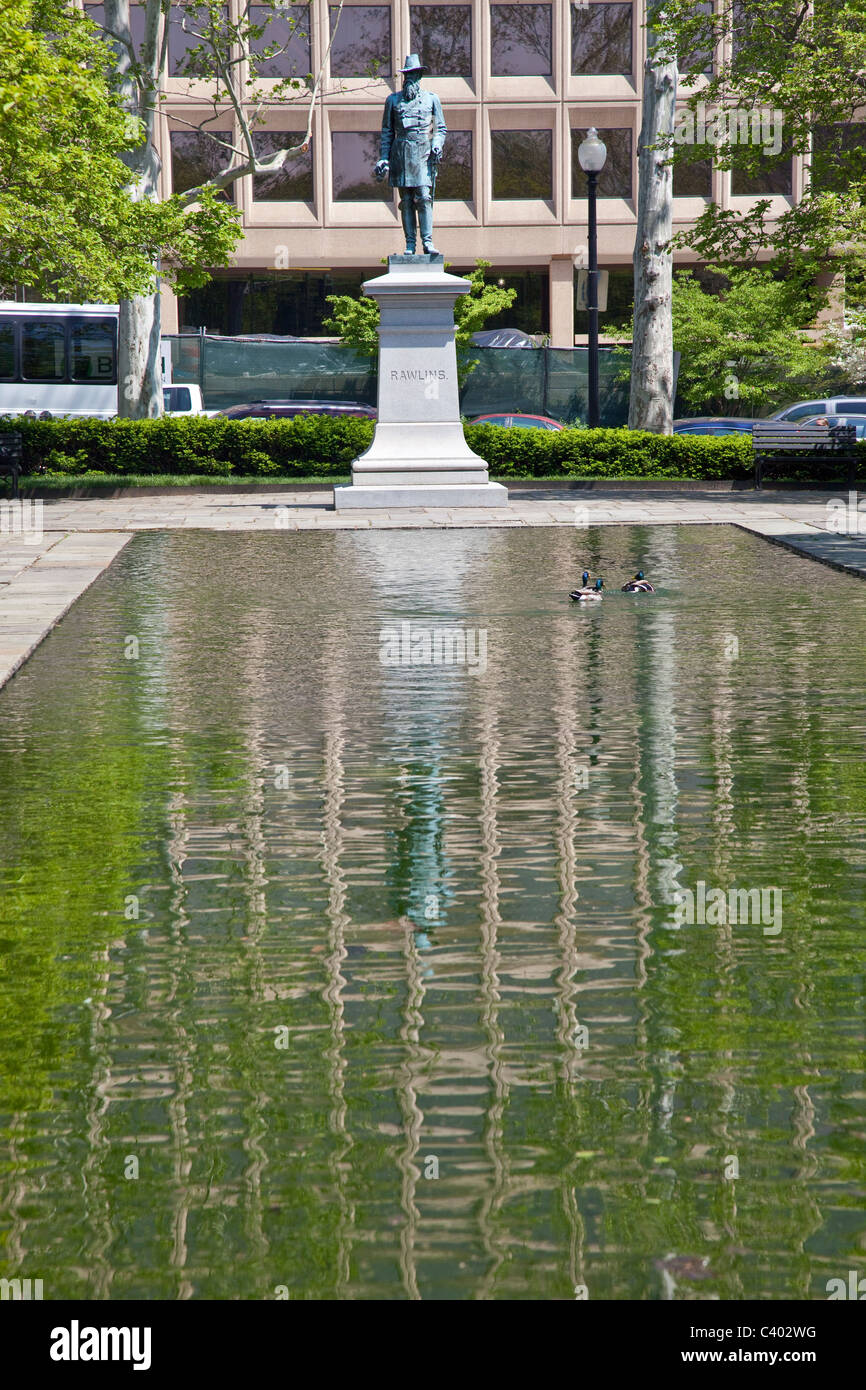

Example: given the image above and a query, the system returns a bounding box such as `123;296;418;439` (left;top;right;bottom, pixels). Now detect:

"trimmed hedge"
4;414;866;482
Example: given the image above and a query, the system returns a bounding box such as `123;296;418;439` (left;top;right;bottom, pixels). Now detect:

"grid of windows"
81;1;816;343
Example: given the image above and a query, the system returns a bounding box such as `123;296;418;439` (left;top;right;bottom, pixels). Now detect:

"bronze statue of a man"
375;54;447;255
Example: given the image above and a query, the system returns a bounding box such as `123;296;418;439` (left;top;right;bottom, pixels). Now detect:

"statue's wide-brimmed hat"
398;53;427;74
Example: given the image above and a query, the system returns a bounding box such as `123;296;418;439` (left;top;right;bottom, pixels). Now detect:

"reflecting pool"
1;525;865;1300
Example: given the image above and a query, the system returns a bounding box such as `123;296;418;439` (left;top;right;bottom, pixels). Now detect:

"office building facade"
82;2;803;342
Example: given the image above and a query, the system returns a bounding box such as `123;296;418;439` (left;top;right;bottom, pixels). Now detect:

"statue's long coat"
380;89;447;189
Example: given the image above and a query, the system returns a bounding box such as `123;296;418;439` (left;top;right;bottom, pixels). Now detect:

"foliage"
671;266;833;414
10;413;866;484
323;260;518;382
651;1;866;300
824;306;866;388
0;0;158;298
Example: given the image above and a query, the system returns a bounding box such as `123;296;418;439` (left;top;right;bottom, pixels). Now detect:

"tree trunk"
106;0;164;418
119;291;163;418
629;52;678;433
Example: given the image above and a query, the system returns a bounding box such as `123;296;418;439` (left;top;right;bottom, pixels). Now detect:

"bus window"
70;317;116;382
22;320;66;380
0;323;14;379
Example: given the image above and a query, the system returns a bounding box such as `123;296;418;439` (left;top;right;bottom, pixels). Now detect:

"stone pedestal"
334;255;508;509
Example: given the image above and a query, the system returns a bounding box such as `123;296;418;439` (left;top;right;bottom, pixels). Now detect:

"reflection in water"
1;525;866;1300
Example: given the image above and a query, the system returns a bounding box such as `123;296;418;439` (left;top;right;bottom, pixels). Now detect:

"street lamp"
577;127;607;428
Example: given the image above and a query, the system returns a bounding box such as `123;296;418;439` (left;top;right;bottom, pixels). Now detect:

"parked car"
772;396;866;422
216;399;377;420
468;412;564;430
794;413;866;438
163;384;207;415
672;417;760;434
470;329;537;349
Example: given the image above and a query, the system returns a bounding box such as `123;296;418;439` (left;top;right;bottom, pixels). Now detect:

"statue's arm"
379;95;395;162
431;95;447;157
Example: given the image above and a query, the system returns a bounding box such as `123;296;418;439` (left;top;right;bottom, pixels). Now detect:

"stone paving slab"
1;486;863;689
0;531;131;688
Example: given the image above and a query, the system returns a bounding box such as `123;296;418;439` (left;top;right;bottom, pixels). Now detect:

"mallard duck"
570;577;604;601
621;571;655;593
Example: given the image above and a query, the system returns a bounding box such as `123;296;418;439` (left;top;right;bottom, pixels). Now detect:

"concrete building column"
160;283;179;335
549;256;575;347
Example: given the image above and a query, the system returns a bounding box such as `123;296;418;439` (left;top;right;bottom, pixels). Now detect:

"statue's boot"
417;194;438;254
399;195;417;253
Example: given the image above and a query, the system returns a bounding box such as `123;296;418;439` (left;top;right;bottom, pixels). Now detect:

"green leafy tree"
90;1;339;418
323;260;518;383
671;265;832;415
652;1;866;302
0;0;173;299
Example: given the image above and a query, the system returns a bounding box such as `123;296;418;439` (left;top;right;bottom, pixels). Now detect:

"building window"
409;4;472;78
435;130;472;199
491;130;553;199
171;130;235;201
168;4;229;77
811;124;866;194
332;131;392;200
731;157;793;196
252;134;314;201
248;4;311;80
647;1;713;75
84;2;147;49
328;5;391;78
673;155;712;197
571;127;632;198
490;5;552;77
571;3;633;76
682;1;714;75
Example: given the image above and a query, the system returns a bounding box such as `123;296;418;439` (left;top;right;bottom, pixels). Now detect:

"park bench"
752;421;859;490
0;431;23;499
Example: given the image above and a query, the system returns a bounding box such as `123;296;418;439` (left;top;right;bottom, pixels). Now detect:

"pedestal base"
333;481;509;510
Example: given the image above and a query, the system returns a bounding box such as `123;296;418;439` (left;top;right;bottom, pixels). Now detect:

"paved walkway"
0;486;861;688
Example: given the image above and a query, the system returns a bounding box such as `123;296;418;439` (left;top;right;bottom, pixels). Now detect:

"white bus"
0;302;193;417
0;301;119;417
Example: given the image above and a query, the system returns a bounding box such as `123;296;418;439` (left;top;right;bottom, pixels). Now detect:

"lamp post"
577;128;607;428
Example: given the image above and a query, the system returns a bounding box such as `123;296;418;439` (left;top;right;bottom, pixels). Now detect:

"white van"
163;383;206;415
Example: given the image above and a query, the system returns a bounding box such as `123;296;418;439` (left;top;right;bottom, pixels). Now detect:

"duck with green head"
621;571;654;593
570;576;604;601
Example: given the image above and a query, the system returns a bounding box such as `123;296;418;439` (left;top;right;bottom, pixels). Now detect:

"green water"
0;524;864;1301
